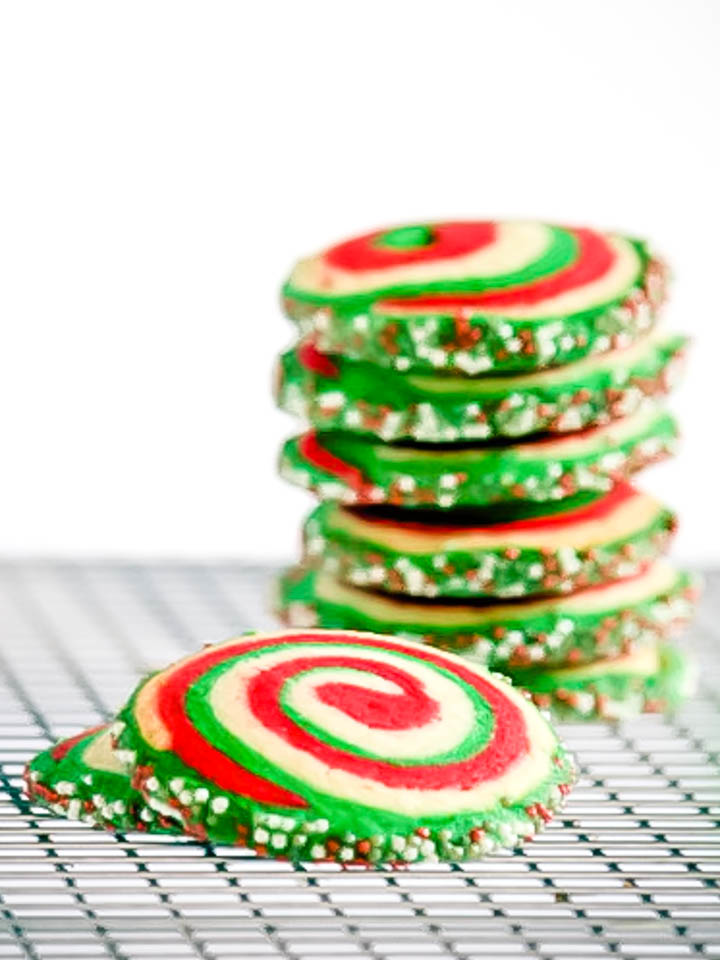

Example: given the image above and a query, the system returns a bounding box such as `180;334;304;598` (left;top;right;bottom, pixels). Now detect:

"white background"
0;0;717;562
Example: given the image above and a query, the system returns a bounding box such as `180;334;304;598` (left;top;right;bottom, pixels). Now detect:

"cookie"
303;483;677;599
508;642;697;721
279;404;678;509
277;332;685;442
276;561;697;670
283;221;667;374
24;724;179;833
112;629;575;864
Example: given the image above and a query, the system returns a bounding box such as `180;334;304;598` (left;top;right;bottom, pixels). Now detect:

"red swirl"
379;228;615;310
150;633;529;807
325;222;496;271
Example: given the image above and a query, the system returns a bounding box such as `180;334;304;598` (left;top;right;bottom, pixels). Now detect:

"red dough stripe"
51;725;105;761
149;633;530;806
298;431;370;495
379;228;614;310
325;222;497;271
298;340;339;378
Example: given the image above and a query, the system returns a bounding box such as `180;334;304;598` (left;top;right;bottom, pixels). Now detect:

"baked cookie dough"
303;483;677;599
508;642;696;721
24;724;178;834
283;220;667;374
279;404;678;509
277;332;685;442
276;561;697;670
112;629;575;864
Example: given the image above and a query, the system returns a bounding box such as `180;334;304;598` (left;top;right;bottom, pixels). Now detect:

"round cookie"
279;404;678;509
283;221;667;374
303;483;677;599
277;332;685;442
112;629;576;864
24;724;180;833
276;562;698;670
508;643;697;721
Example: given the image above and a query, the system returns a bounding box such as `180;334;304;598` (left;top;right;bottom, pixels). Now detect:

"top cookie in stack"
282;220;668;375
275;220;696;716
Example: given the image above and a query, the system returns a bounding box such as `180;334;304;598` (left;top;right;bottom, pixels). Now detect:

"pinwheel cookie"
283;220;667;374
277;562;697;670
280;405;678;509
509;642;697;721
112;629;576;864
24;724;179;833
277;333;685;442
303;483;677;599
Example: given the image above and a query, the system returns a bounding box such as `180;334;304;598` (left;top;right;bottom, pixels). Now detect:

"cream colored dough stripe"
407;331;665;395
314;560;678;627
376;404;663;464
544;643;660;681
326;492;661;552
82;728;127;775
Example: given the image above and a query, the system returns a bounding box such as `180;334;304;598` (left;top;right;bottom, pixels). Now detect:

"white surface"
0;0;717;561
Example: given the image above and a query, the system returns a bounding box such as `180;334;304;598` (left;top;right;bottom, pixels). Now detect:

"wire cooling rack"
0;561;717;960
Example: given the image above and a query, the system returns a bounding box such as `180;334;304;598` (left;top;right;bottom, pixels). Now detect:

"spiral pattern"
286;220;648;318
130;630;561;820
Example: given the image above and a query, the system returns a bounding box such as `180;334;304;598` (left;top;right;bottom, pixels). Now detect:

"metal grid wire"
0;560;717;960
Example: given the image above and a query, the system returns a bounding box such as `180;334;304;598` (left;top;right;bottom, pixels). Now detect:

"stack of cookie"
275;220;698;720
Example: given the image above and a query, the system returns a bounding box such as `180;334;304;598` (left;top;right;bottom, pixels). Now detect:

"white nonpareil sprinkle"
211;796;229;814
439;473;459;490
